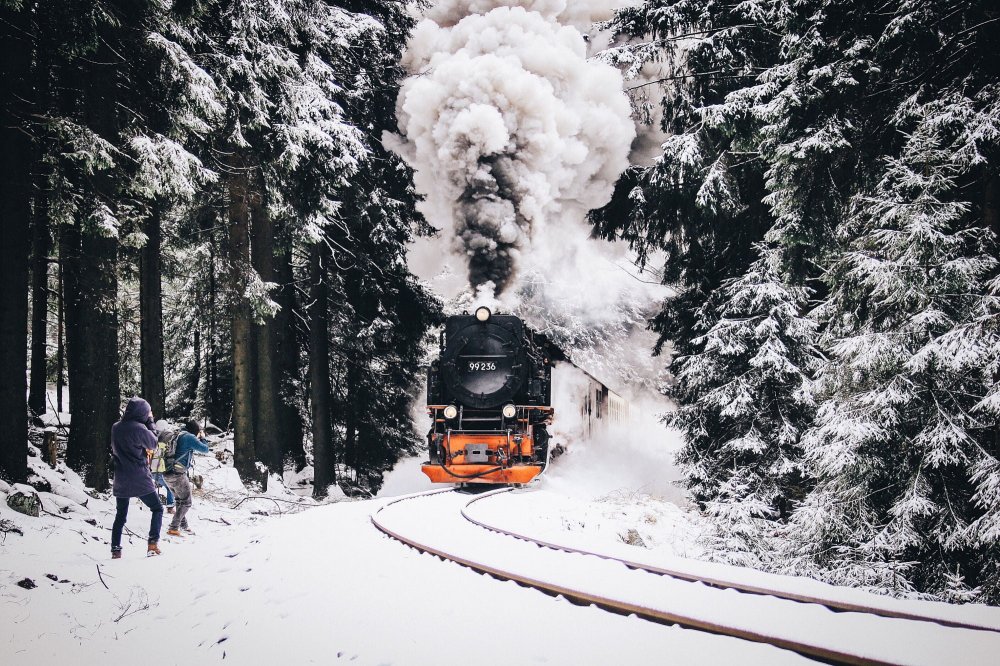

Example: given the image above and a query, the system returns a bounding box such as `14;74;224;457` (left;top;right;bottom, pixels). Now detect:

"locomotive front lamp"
443;405;459;419
475;306;492;322
502;404;516;419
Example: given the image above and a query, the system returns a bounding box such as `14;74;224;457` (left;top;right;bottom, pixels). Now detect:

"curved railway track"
372;488;1000;666
462;488;1000;634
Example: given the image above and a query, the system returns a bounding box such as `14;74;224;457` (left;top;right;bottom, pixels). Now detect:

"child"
150;421;176;514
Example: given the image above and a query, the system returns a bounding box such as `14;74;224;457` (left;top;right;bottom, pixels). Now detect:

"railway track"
462;488;1000;634
372;488;1000;666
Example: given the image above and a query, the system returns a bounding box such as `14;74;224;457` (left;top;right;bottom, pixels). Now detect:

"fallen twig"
230;495;308;511
0;518;23;538
96;564;109;590
113;587;150;623
41;507;72;521
202;517;231;526
43;393;70;435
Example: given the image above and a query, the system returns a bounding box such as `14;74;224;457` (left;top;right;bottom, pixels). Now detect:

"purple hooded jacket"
111;397;158;498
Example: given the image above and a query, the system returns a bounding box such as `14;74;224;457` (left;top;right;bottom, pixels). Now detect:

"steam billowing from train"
387;0;636;296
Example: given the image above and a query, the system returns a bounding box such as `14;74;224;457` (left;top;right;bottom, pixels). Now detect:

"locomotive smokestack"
386;1;636;297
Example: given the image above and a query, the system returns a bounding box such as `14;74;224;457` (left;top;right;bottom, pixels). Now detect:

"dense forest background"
0;0;440;497
1;0;999;605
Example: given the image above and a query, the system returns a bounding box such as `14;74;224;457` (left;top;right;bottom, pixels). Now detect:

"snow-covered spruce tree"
670;243;820;562
593;1;820;521
143;6;231;426
49;1;177;489
302;0;442;494
753;0;883;282
789;111;1000;601
189;0;370;483
124;6;222;419
593;0;780;360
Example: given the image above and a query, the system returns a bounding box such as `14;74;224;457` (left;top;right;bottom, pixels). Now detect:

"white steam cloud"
387;0;635;295
426;0;630;29
394;1;672;398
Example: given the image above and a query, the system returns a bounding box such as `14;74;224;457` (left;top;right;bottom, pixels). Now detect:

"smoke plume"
387;1;636;296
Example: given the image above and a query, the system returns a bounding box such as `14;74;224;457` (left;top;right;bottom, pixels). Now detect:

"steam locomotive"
422;307;557;484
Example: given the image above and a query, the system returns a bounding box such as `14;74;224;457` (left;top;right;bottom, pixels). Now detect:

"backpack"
157;428;185;474
149;441;166;474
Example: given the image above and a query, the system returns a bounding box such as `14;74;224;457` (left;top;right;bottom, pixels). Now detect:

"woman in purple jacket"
110;397;163;558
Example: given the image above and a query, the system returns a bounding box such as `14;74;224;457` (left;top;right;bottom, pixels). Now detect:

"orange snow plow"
421;431;545;484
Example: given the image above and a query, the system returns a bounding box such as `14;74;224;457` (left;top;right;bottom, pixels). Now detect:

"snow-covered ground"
3;427;999;664
0;433;744;666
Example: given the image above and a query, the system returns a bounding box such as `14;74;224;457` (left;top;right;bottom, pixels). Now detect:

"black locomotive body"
423;307;554;484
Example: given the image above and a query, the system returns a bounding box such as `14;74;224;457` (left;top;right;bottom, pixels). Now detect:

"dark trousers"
111;492;163;551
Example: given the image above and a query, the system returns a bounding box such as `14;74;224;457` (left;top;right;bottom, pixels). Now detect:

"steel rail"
371;489;918;666
461;488;1000;635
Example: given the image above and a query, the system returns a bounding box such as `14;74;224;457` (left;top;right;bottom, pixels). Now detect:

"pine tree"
753;0;1000;601
594;1;821;526
790;109;1000;600
594;0;781;358
306;0;442;493
597;0;1000;601
671;243;819;549
753;0;883;281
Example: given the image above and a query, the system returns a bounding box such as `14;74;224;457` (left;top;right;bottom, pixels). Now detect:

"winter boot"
147;541;161;556
111;550;122;560
166;507;175;514
166;528;182;537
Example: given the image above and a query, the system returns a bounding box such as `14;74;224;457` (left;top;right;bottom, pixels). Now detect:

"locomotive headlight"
443;405;458;420
502;404;516;419
475;306;492;322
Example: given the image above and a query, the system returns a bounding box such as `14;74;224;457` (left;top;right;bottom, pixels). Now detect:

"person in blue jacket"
110;397;163;558
162;420;210;536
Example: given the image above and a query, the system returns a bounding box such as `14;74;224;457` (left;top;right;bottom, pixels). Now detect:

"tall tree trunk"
65;28;121;490
57;249;65;414
250;181;283;474
139;204;166;416
28;169;51;417
28;2;54;418
310;242;335;497
344;366;358;484
66;229;121;489
985;172;1000;241
227;156;258;484
60;223;81;420
985;171;1000;461
0;3;32;482
199;208;220;422
192;328;204;417
274;232;305;470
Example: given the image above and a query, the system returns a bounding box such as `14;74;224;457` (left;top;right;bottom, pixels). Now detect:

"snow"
376;455;436;498
467;489;1000;633
1;457;788;665
378;491;1000;666
3;428;999;664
